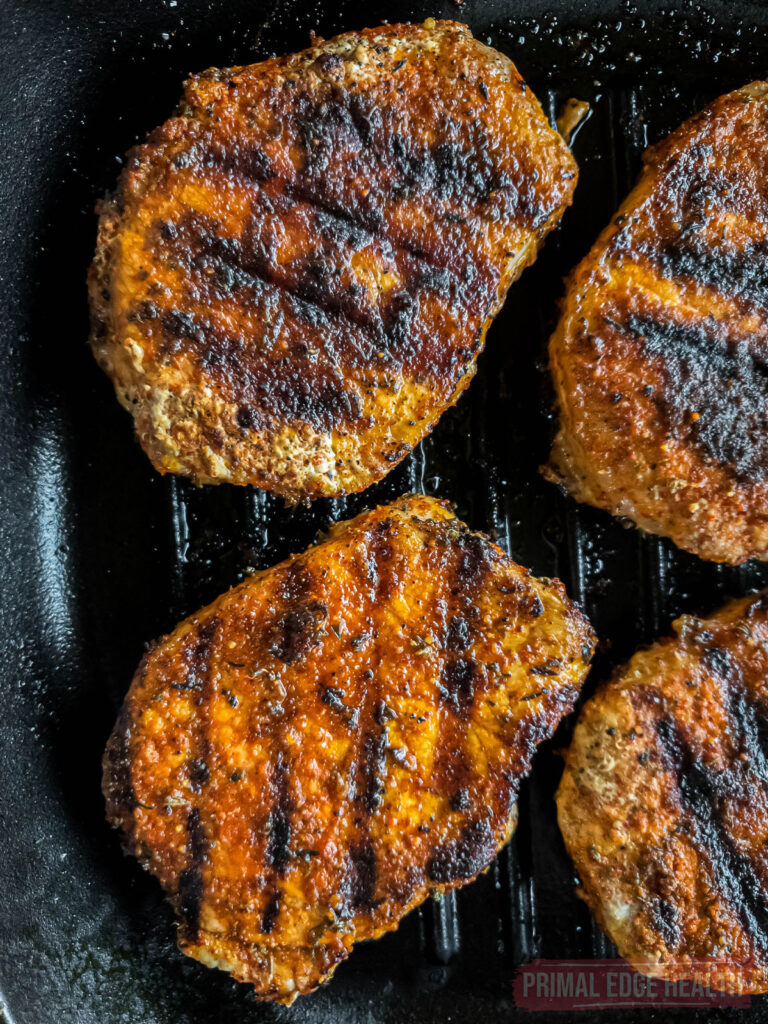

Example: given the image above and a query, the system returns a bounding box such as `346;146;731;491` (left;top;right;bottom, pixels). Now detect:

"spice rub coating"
104;494;594;1002
546;83;768;563
558;591;768;993
89;20;577;499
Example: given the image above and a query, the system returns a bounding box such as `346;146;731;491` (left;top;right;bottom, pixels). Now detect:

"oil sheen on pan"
545;81;768;564
88;19;578;501
103;495;595;1003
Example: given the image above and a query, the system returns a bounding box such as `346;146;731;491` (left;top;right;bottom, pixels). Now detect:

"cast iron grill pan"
3;1;768;1021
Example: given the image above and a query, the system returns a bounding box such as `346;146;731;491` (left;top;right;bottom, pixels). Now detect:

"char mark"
104;705;136;813
348;840;378;912
292;87;523;210
655;716;768;956
703;642;768;787
191;138;275;184
261;890;282;934
187;758;209;792
265;754;293;874
172;619;217;695
727;684;768;787
362;519;396;600
620;314;768;480
452;532;492;593
439;659;477;719
648;883;681;948
426;819;497;884
643;226;768;312
450;788;471;811
359;727;388;815
270;599;327;664
161;209;425;350
446;612;476;651
151;208;465;418
321;686;359;728
178;807;208;940
335;840;380;921
259;754;294;936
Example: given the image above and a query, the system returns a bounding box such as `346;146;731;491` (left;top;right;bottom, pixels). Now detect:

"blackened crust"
547;81;768;563
89;20;577;499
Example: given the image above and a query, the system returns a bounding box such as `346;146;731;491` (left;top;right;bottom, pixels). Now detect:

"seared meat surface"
558;591;768;993
546;83;768;564
89;20;577;500
104;495;593;1002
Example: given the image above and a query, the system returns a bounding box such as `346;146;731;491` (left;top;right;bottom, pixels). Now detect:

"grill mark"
257;561;313;932
270;600;327;664
648;878;681;948
176;619;217;942
347;839;378;912
281;178;500;315
426;819;497;884
158;201;485;384
266;564;329;664
284;180;455;271
337;585;387;918
265;753;293;873
428;533;494;883
261;891;282;935
149;205;482;422
321;685;360;728
728;687;768;784
438;531;492;719
172;619;217;695
188;138;275;184
673;161;768;222
359;727;389;816
185;107;506;314
260;750;294;934
642;228;768;312
290;85;535;213
655;715;768;956
153;297;419;428
702;643;768;789
140;107;518;423
439;659;477;718
187;757;209;792
196;62;550;228
336;748;383;919
189;621;216;793
446;607;479;652
453;532;492;592
199;139;481;281
619;314;768;480
385;130;505;204
178;807;208;940
157;242;381;371
364;520;398;603
104;704;137;813
161;209;433;351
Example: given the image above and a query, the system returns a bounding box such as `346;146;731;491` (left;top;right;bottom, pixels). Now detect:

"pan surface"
3;1;768;1021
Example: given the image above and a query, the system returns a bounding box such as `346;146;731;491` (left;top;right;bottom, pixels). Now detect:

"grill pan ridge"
4;1;768;1022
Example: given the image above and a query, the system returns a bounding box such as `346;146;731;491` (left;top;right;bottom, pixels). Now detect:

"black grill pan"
3;1;768;1021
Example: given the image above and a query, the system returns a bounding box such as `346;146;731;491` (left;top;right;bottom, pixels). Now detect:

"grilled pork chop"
89;20;577;500
104;494;594;1002
546;83;768;564
558;591;768;993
